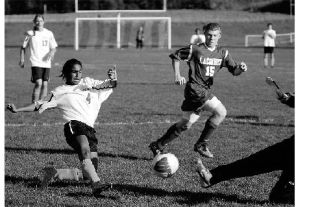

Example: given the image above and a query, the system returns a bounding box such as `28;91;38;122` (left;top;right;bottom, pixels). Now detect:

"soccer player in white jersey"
190;28;205;45
7;58;117;196
19;14;58;103
262;23;276;68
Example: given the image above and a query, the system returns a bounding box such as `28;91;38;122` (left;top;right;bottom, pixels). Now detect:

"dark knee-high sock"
197;120;217;144
157;124;184;148
209;137;294;185
91;157;99;172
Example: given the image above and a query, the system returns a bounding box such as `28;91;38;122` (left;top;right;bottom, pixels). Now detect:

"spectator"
190;28;205;45
262;23;276;68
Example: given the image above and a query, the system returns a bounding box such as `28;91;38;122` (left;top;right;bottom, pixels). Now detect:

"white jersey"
22;28;58;68
263;29;276;47
190;34;205;45
44;77;113;128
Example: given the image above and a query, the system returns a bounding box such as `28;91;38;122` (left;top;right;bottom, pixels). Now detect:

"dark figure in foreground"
196;90;294;204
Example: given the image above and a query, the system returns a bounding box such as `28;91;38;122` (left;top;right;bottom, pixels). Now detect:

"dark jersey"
169;44;239;111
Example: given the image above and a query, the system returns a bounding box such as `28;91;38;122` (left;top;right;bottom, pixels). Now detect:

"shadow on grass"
5;147;151;161
226;115;294;128
67;183;269;205
5;175;91;188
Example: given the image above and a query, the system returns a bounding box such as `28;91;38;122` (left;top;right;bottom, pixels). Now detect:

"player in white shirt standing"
19;14;58;103
190;28;205;45
7;58;117;196
262;23;276;68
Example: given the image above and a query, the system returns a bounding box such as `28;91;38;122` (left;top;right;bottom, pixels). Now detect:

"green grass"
5;45;294;207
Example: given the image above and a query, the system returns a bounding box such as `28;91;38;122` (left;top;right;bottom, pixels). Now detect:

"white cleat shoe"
195;158;213;188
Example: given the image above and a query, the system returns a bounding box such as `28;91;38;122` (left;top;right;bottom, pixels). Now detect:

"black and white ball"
152;153;179;178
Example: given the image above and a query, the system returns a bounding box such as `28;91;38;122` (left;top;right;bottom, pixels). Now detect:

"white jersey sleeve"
21;30;34;49
49;31;58;49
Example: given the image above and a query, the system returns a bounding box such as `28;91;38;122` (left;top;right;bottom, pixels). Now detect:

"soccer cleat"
92;181;112;197
148;141;163;157
269;180;294;204
195;158;213;188
40;166;58;188
194;143;214;158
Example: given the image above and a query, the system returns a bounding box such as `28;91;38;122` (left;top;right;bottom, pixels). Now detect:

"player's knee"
34;80;43;88
209;110;226;126
80;147;91;159
176;119;193;131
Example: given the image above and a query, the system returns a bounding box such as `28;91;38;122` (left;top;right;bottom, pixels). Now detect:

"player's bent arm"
19;47;26;68
172;59;185;85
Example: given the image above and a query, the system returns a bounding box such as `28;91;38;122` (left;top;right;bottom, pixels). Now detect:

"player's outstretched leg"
194;98;226;158
195;158;213;188
149;113;199;156
269;170;294;204
73;135;111;196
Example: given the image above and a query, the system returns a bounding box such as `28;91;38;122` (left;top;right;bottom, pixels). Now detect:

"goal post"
245;32;295;47
75;15;171;50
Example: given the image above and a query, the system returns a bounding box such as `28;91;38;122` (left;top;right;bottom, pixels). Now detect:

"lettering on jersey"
199;56;222;66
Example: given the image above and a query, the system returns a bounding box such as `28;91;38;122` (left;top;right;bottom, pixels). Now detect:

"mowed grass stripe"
5;117;294;127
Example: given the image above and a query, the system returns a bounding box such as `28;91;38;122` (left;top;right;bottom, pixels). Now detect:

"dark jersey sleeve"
280;93;294;108
221;49;240;75
169;45;192;61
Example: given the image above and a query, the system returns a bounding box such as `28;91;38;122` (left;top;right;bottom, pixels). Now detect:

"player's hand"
276;89;288;100
175;76;186;85
107;68;117;80
19;60;24;68
7;104;17;113
239;62;247;72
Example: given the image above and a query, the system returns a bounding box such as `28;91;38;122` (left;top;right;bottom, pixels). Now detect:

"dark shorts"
181;82;213;113
64;120;98;153
31;67;50;83
264;47;274;54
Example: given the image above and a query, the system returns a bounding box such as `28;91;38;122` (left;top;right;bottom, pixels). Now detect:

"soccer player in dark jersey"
149;23;248;158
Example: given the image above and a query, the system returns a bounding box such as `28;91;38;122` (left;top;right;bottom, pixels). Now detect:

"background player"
196;89;294;204
19;14;58;103
136;26;144;49
190;28;205;45
7;58;117;196
262;23;276;68
149;23;247;158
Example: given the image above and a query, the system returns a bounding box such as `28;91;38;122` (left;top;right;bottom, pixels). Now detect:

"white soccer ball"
152;153;179;178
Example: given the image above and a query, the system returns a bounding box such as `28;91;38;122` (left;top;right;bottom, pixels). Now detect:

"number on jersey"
205;66;215;77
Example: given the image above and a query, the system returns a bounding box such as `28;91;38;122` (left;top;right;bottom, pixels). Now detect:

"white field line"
4;117;293;127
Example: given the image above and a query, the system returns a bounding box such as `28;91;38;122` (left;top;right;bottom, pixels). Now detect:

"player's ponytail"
32;14;44;35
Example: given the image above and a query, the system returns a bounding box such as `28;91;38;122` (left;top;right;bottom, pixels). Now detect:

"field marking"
5;117;294;127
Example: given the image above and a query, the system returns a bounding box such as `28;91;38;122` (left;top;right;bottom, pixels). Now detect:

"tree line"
5;0;291;14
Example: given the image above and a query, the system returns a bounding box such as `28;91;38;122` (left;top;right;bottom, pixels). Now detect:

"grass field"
5;45;294;207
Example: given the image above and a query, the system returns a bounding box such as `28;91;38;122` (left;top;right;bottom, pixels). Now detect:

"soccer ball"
152;153;179;178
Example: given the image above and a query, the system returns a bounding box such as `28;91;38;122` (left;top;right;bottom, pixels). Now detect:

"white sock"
56;168;83;181
81;159;100;183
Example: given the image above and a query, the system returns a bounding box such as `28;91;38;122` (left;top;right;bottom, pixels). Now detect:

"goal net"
75;16;171;50
245;32;295;47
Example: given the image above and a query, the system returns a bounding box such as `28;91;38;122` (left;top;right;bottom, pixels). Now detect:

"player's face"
33;17;44;30
205;29;221;48
66;64;82;85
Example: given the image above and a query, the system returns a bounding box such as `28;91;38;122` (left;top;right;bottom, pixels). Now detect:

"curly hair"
60;58;82;79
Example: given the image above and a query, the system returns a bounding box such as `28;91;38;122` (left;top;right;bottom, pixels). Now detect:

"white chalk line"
5;117;293;127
